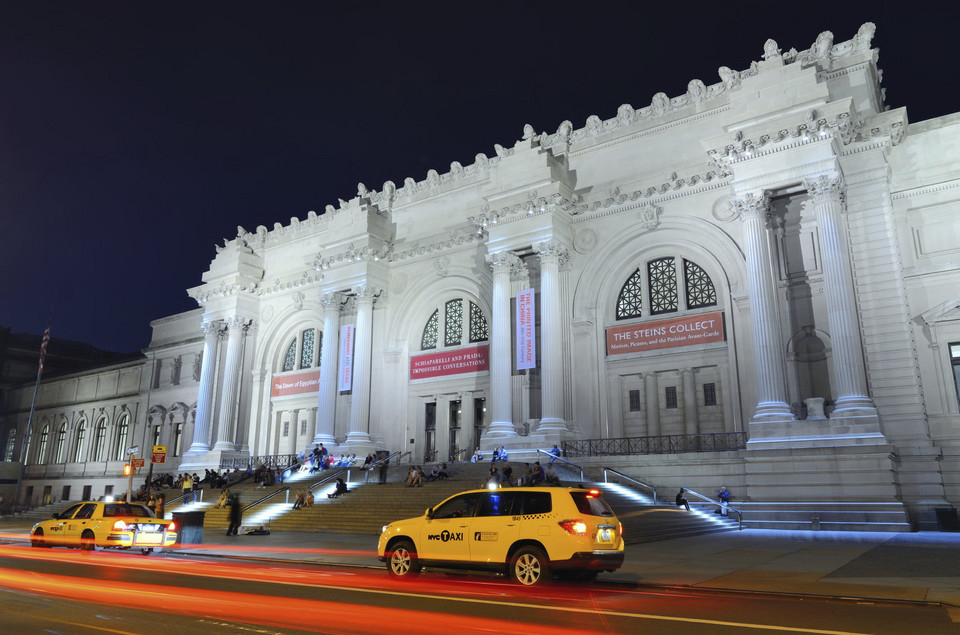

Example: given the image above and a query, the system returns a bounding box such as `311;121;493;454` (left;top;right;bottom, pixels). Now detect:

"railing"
601;467;658;504
364;451;404;483
220;454;299;470
307;469;349;494
243;485;291;511
563;432;747;457
536;449;584;482
682;487;742;530
451;448;469;462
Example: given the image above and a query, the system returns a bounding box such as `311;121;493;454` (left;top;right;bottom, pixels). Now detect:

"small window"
300;419;307;436
59;503;84;519
665;386;678;409
282;339;297;372
445;300;463;347
628;389;642;412
421;310;439;350
704;383;717;406
433;493;481;519
520;491;552;515
282;421;289;437
570;492;615;517
478;491;519;517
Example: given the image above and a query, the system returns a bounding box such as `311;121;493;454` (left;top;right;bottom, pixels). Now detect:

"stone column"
734;192;793;421
804;175;876;414
187;321;220;454
346;286;376;444
287;408;301;455
535;241;569;433
314;292;341;445
644;371;660;437
682;367;699;435
485;252;520;439
213;317;248;451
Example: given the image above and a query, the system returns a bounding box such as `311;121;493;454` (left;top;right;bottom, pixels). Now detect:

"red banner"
272;369;322;397
410;345;489;380
606;311;725;355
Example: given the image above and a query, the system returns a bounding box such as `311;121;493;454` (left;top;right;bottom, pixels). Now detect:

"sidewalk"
3;516;959;606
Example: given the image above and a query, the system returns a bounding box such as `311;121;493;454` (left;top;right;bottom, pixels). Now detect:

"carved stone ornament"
803;174;846;206
292;291;305;311
687;79;707;103
573;228;598;254
718;66;740;90
731;192;771;221
763;39;781;60
486;251;523;275
712;195;738;222
639;203;662;231
534;241;570;266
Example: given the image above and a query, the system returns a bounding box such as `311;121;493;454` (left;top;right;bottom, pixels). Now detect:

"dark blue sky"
1;1;956;353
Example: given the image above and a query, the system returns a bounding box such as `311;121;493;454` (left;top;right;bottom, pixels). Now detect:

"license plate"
598;529;613;543
136;534;162;545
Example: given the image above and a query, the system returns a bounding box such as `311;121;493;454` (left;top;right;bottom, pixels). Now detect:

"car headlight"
381;525;390;534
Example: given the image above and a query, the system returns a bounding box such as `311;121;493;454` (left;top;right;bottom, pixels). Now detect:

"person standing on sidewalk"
226;492;242;536
378;456;389;484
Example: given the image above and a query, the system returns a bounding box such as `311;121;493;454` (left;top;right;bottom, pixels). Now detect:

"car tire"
140;548;153;555
386;540;421;579
510;545;551;586
31;529;46;548
80;530;97;551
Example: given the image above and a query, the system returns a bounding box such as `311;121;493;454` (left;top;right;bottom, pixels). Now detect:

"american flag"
38;326;51;373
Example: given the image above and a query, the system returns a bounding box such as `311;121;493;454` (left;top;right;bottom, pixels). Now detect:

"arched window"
616;257;717;320
92;417;107;462
36;424;49;464
114;414;129;461
420;299;488;351
54;422;67;463
280;328;322;372
73;421;87;463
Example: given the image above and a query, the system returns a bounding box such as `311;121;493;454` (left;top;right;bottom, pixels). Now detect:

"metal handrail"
601;467;658;503
243;486;290;512
364;451;403;483
451;448;468;462
681;487;742;530
536;449;584;482
307;469;349;494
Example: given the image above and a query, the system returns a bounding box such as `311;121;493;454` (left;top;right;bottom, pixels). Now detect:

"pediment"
920;298;960;325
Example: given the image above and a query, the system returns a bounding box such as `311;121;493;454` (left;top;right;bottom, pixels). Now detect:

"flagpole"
14;324;51;514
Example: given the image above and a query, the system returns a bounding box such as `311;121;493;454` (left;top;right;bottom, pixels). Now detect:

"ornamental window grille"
648;258;678;314
469;301;489;342
445;300;463;347
280;328;322;372
282;339;297;371
617;256;717;319
684;259;717;309
114;415;129;461
421;299;488;351
92;418;106;462
628;389;642;412
704;382;717;406
665;386;678;409
300;329;315;369
37;425;49;464
73;422;86;463
54;423;66;463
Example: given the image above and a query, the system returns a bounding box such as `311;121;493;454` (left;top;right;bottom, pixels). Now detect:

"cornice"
891;178;960;201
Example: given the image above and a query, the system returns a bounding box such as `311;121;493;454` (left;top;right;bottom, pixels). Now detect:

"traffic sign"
130;458;146;468
152;445;167;464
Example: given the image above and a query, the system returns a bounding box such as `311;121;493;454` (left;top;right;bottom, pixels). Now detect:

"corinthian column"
314;292;341;445
485;251;520;439
346;286;376;444
804;175;876;414
213;317;249;451
734;192;793;421
187;321;220;454
535;241;568;433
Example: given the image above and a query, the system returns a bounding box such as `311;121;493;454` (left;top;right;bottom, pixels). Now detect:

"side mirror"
52;513;61;519
425;507;434;520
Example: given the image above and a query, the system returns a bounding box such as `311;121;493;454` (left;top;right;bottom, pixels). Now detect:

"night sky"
1;1;956;353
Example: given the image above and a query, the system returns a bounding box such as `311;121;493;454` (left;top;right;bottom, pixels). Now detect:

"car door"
64;503;100;543
418;492;480;562
45;503;83;544
469;490;521;564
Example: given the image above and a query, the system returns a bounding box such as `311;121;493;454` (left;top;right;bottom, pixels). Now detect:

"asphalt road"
0;545;956;634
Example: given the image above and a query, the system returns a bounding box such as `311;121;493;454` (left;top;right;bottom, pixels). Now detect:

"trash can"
172;510;206;544
935;507;960;532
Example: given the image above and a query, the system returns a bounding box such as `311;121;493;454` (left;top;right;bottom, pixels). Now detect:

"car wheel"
80;530;97;551
140;548;153;555
510;545;551;586
31;529;46;548
386;540;421;579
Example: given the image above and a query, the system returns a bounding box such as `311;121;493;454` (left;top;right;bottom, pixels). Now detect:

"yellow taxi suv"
31;501;178;554
377;486;624;586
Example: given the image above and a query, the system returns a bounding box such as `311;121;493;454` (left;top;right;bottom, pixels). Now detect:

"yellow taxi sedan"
31;501;178;554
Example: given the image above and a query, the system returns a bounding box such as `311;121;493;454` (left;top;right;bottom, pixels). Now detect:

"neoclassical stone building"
3;24;959;529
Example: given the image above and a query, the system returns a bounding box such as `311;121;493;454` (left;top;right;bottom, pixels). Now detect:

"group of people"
676;486;732;516
485;460;562;488
404;463;450;487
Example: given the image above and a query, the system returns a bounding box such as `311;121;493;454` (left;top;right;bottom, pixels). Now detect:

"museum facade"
3;24;959;529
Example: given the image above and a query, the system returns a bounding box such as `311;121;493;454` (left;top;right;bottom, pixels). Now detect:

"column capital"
803;174;846;206
320;291;343;311
732;191;771;222
486;251;523;275
352;285;381;306
534;241;570;266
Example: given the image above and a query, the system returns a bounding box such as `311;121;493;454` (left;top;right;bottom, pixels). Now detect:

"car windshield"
103;504;154;518
570;491;615;517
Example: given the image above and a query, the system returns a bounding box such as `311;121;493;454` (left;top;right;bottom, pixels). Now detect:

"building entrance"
424;402;436;462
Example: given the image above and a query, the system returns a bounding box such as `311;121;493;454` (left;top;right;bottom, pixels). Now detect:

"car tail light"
558;519;588;535
167;521;176;531
113;520;127;530
618;522;623;536
587;489;600;498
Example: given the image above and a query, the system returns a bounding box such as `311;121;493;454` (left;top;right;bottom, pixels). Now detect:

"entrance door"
473;398;485;453
424;402;436;462
448;400;461;461
42;485;52;505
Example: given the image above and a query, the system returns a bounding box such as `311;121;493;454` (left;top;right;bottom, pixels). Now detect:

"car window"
570;491;616;517
477;491;519;517
58;504;84;519
105;504;152;517
520;491;552;515
432;493;481;519
75;504;98;520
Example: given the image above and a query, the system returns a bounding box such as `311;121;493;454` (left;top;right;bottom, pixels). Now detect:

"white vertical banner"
516;288;536;370
338;323;355;391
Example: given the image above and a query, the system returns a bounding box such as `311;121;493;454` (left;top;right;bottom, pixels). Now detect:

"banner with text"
516;288;536;370
338;323;355;391
410;345;489;380
606;311;725;355
272;369;322;397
